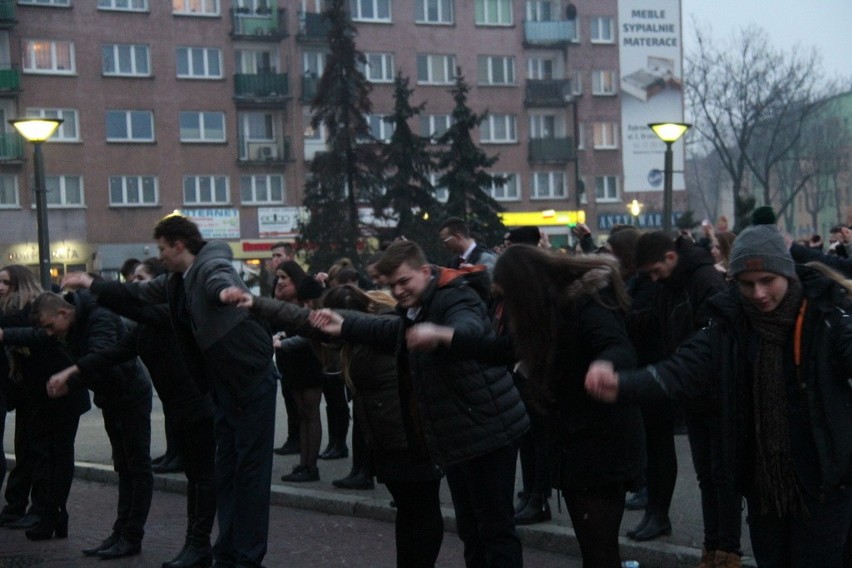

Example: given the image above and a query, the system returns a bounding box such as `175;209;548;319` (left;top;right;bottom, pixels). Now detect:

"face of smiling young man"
385;261;432;309
736;270;790;312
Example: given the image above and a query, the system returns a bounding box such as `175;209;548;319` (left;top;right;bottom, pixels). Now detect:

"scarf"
742;278;807;517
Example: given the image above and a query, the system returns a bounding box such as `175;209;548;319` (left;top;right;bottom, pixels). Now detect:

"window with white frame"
570;70;583;95
22;40;75;74
428;172;448;202
531;171;566;199
576;123;585;149
176;47;222;79
362;52;394;83
488;173;519;201
529;114;557;138
19;0;69;5
183;175;229;205
236;49;276;74
420;114;452;139
349;0;391;22
595;175;619;201
525;0;553;21
416;0;453;24
416;54;456;85
240;174;284;204
590;17;614;43
102;44;150;77
25;108;79;142
0;176;18;208
106;110;155;142
481;114;517;143
526;57;554;80
303;50;326;77
98;0;148;11
367;114;394;142
592;70;617;95
475;0;512;25
172;0;220;16
109;175;158;206
44;175;84;207
180;111;226;142
477;55;515;86
241;112;274;140
593;122;618;149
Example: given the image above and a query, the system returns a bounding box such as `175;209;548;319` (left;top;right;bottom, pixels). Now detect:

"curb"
71;461;757;568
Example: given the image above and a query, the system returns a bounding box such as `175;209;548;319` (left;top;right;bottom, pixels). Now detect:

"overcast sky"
682;0;851;81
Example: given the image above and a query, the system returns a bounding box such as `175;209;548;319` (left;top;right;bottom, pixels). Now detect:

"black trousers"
640;398;677;516
176;412;216;543
29;408;79;518
3;397;35;516
321;373;350;447
517;403;551;498
385;478;443;568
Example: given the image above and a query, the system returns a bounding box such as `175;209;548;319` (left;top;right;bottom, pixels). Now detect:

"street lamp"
627;199;643;226
648;122;690;234
10;118;63;290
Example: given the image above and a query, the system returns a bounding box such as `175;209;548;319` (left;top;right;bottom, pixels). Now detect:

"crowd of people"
0;211;851;568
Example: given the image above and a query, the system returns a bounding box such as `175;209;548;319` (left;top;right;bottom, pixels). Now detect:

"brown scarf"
742;278;807;517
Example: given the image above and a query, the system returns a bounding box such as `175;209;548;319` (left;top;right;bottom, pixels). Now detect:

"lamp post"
648;122;690;234
627;199;643;226
10;118;63;290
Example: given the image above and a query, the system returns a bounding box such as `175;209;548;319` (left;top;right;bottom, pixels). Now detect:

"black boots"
627;510;672;541
332;470;374;490
162;540;213;568
513;492;551;525
162;482;215;568
273;436;300;456
25;507;68;541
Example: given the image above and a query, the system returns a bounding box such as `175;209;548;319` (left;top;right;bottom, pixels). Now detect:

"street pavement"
2;392;755;567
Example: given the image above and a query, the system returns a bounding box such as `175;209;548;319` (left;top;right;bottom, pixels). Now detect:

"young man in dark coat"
311;239;529;567
439;217;498;272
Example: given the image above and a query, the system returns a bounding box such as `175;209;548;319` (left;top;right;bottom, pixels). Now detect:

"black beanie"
296;277;324;302
506;226;541;245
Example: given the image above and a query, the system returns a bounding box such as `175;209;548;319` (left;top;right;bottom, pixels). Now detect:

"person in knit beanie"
727;224;795;281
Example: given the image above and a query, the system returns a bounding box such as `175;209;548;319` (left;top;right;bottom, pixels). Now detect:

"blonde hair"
0;265;43;314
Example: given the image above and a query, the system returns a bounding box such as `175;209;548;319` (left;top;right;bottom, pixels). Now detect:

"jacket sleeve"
74;325;139;373
1;326;51;346
91;275;168;306
790;243;852;278
438;286;489;339
250;296;313;336
579;300;636;371
201;258;246;302
73;306;128;391
341;312;402;354
449;331;515;365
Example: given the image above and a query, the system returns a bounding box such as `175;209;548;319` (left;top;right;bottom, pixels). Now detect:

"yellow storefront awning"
500;210;586;227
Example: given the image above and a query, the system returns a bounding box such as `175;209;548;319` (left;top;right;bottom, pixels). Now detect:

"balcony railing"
234;73;289;101
0;0;15;26
0;132;24;160
523;20;577;45
525;79;572;107
297;11;331;42
238;137;291;164
0;67;21;93
528;137;574;163
231;8;288;39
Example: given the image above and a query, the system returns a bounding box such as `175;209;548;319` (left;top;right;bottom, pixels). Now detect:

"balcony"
0;132;24;161
234;72;290;107
239;137;291;165
297;11;331;43
231;7;288;40
0;66;21;95
0;0;15;28
525;79;572;107
528;137;574;163
523;20;577;46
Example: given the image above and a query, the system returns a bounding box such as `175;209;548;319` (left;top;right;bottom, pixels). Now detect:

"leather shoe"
274;438;300;456
83;534;119;556
280;465;319;482
514;495;551;525
630;514;671;541
162;543;213;568
626;511;650;539
332;471;374;489
625;487;648;510
4;513;41;530
318;444;348;460
97;535;141;559
0;511;23;526
153;456;184;474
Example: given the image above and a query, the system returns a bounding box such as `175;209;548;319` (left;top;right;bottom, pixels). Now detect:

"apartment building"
0;0;686;280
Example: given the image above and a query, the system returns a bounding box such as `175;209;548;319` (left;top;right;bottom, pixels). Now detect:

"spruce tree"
435;71;507;247
298;0;383;272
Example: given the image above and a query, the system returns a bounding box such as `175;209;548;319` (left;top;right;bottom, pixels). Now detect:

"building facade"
0;0;686;280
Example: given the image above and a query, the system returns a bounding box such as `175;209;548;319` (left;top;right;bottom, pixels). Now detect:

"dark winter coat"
619;265;852;498
340;266;529;468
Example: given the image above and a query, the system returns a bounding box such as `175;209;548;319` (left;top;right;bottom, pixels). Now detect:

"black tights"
564;484;626;568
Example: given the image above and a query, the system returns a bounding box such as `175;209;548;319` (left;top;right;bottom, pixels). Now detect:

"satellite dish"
566;3;577;20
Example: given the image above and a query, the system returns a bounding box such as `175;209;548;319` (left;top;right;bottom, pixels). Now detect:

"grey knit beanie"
728;225;796;279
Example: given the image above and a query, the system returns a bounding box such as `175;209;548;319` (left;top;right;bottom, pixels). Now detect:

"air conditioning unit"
256;144;277;160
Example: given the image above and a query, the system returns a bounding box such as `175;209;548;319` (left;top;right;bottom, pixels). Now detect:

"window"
25;108;79;142
44;175;84;207
475;0;512;25
481;114;517;143
349;0;391;22
240;175;284;205
577;123;585;149
525;0;553;21
102;44;150;77
22;40;75;74
172;0;219;16
595;175;618;202
180;111;226;142
416;54;456;85
526;57;554;80
367;114;394;142
109;176;158;206
590;17;614;43
19;0;69;5
429;172;448;202
176;47;222;79
420;114;452;139
362;52;394;83
98;0;148;11
529;114;556;138
488;173;519;201
240;112;274;140
592;70;617;95
416;0;453;24
593;122;618;149
477;56;515;86
236;49;276;74
531;171;565;199
570;70;583;95
183;175;229;205
106;110;154;142
0;176;18;208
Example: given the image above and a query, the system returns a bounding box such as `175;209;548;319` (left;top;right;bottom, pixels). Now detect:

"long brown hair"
0;265;43;314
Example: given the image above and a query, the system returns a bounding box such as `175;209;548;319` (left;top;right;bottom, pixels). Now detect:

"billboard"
619;0;686;193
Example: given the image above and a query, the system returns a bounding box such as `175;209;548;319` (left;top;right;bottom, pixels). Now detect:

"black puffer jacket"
342;267;529;467
620;265;852;497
